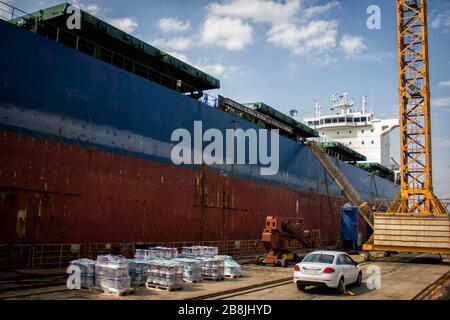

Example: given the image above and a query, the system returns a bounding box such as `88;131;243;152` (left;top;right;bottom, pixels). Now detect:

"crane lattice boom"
392;0;446;215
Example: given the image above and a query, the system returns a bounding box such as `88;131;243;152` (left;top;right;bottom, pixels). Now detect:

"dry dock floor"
0;253;448;300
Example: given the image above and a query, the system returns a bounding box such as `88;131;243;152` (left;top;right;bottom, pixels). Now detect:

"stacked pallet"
95;255;132;296
135;247;178;260
69;246;243;295
216;255;241;278
373;214;450;250
69;258;95;288
146;260;184;291
153;247;179;259
128;259;151;287
181;246;218;257
135;249;157;260
173;258;203;283
201;258;225;281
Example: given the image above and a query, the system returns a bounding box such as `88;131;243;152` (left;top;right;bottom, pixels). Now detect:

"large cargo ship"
0;3;398;247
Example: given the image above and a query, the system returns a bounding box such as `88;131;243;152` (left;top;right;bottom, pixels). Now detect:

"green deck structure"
355;162;395;182
244;102;319;138
10;2;220;92
319;141;367;162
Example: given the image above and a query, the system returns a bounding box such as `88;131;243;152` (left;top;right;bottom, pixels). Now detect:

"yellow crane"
363;0;449;254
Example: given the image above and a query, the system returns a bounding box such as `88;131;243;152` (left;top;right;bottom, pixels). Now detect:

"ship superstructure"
304;93;399;168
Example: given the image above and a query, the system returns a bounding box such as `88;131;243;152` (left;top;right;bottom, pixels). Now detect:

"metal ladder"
307;141;374;230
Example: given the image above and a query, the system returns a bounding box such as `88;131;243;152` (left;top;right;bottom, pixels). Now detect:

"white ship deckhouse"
304;93;399;167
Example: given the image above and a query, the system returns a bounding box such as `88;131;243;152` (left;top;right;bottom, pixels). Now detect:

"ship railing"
0;1;33;22
197;92;219;108
34;20;209;96
0;1;220;105
307;136;351;148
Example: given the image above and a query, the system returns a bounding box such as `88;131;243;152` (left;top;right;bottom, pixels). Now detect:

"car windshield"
302;254;335;264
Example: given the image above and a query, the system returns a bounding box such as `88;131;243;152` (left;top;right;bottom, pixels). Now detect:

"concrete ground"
1;253;448;300
1;264;291;300
225;254;450;300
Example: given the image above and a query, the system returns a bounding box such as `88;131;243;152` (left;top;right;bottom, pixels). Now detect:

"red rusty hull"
0;130;348;245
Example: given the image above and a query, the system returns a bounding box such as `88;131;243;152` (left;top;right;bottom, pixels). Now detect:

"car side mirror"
354;262;359;266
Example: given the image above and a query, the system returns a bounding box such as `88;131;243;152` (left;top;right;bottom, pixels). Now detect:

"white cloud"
207;0;300;24
432;96;450;108
70;0;102;15
196;62;226;77
267;20;338;55
430;10;450;29
302;1;340;19
69;1;139;34
200;16;253;50
157;18;191;33
203;0;342;58
166;51;231;77
152;37;193;51
439;80;450;88
340;34;367;57
149;1;367;67
166;51;190;63
108;17;138;33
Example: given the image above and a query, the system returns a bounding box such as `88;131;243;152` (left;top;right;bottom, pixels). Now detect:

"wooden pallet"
373;215;450;250
100;287;134;296
131;281;147;288
145;282;182;292
184;279;203;284
203;276;224;281
225;274;241;279
82;286;96;291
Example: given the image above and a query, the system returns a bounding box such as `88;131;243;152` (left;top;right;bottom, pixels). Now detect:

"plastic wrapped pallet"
181;246;218;257
128;259;151;287
173;258;203;282
200;257;225;280
95;255;131;294
215;255;241;277
134;249;157;260
181;246;197;257
69;258;95;288
152;246;178;259
146;259;183;290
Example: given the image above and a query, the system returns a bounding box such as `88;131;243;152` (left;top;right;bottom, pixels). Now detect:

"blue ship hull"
0;19;398;244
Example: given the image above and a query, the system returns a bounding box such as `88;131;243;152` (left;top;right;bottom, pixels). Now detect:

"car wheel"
296;282;306;292
355;272;362;287
337;277;345;294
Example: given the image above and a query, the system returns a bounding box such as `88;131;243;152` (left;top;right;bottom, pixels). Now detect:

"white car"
293;251;362;293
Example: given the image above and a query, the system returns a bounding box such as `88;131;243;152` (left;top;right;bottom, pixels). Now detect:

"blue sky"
5;0;450;199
